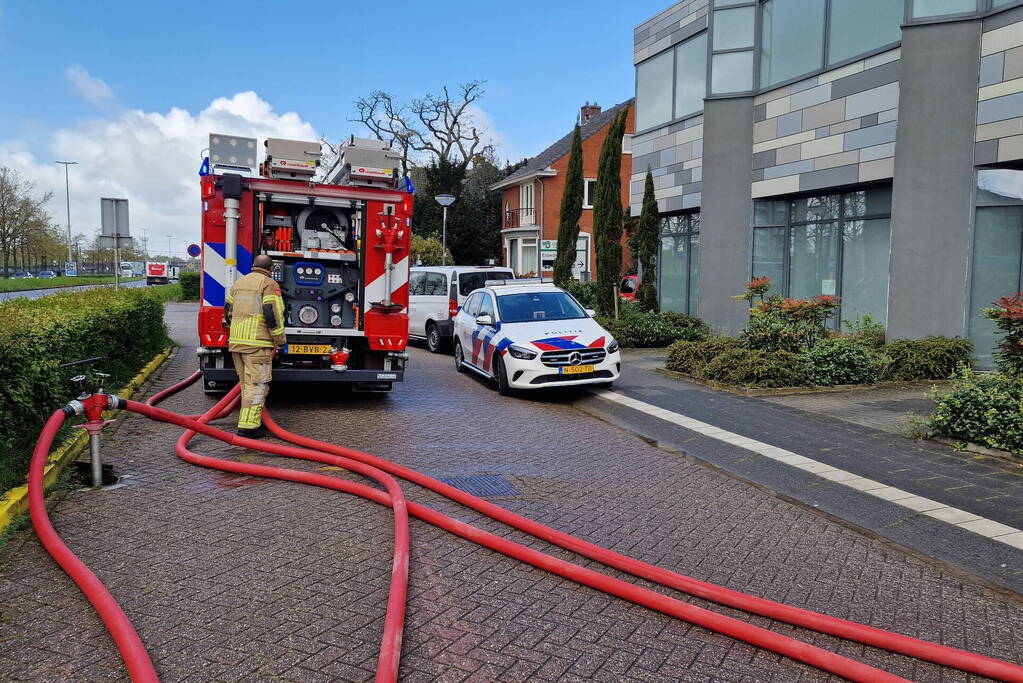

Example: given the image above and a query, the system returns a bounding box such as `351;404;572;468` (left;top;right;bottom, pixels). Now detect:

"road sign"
65;261;77;277
100;198;130;237
99;236;133;249
186;243;201;258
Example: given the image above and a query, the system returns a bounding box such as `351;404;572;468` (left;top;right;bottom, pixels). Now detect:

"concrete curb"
0;346;174;533
655;366;951;397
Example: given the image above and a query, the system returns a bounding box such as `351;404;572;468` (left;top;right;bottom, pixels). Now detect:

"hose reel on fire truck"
296;206;348;251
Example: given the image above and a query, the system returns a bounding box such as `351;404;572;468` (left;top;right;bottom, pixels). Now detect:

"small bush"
736;277;840;352
882;336;972;381
700;347;809;388
598;302;709;348
563;280;600;310
0;288;170;492
984;294;1023;376
843;313;886;349
801;337;881;386
930;369;1023;453
179;271;200;301
665;336;740;375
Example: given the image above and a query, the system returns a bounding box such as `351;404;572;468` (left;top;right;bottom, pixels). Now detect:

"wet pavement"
1;304;1022;681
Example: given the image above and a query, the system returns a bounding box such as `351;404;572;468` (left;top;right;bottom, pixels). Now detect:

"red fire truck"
197;135;412;394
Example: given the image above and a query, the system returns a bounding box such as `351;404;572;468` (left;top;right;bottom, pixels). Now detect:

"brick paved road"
1;304;1022;681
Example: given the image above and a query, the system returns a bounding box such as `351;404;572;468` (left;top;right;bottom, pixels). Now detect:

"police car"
452;280;621;394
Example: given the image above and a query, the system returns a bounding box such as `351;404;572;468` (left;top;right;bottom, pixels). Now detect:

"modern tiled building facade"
632;0;1023;366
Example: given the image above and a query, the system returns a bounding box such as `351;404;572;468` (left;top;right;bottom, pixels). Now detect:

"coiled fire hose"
27;370;1023;682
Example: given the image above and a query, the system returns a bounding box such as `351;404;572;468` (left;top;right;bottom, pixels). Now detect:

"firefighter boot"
237;425;267;439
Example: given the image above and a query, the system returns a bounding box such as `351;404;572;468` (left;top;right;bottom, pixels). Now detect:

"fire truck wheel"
426;323;445;354
494;356;513;396
453;340;466;373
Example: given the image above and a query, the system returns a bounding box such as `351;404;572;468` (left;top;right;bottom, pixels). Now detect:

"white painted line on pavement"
595;390;1023;551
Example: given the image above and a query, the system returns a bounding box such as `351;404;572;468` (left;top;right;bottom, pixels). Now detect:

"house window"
635;31;708;131
519;183;535;226
505;236;540;277
969;169;1023;368
752;187;892;329
583;179;597;209
658;212;701;315
622;134;633;155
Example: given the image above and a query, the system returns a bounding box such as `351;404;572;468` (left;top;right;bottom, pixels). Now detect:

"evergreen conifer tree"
553;125;584;286
592;110;628;316
637;169;660;311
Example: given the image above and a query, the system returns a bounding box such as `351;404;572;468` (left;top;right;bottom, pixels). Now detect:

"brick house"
489;100;635;278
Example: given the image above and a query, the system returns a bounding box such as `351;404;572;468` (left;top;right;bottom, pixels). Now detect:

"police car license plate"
561;364;595;375
286;344;331;355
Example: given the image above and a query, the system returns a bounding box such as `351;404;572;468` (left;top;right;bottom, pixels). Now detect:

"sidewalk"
579;349;1023;594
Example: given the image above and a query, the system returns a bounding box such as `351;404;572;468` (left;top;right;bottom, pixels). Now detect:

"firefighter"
223;254;285;437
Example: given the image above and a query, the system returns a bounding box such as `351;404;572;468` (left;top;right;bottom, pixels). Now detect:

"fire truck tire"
426;323;445;354
453;340;466;373
494;356;513;396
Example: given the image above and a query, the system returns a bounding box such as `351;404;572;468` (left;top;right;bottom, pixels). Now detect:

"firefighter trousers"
232;347;273;429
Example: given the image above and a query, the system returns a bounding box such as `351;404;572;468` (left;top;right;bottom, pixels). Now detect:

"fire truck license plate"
561;365;595;375
286;344;332;355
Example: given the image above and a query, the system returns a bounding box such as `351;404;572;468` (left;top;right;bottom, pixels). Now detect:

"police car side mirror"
476;314;495;327
585;308;597;318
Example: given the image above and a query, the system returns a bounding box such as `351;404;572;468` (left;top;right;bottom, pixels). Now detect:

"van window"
409;272;426;296
459;270;513;296
423;272;447;296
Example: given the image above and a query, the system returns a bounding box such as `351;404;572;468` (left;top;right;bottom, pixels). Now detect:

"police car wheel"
494;356;513;396
426;323;444;354
453;340;466;373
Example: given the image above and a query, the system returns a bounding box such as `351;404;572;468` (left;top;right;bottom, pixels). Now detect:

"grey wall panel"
699;97;755;334
888;20;982;339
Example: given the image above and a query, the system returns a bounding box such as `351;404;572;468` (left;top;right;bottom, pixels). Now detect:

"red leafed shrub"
985;294;1023;376
736;277;840;352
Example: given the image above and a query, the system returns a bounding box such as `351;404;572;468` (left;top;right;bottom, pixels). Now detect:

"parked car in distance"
409;265;515;353
452;280;621;395
11;272;32;279
619;274;639;301
37;270;57;278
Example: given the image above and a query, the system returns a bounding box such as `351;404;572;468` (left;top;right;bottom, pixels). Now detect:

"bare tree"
0;167;54;277
350;80;492;174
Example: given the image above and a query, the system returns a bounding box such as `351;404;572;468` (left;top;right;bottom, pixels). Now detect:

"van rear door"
457;269;514;302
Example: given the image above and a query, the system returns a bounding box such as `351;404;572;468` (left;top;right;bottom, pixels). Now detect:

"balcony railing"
504;208;537;229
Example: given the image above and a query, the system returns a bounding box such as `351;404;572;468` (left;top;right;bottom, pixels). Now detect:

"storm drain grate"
438;475;521;497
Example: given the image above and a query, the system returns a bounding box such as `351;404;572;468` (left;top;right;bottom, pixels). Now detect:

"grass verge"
0;275;144;292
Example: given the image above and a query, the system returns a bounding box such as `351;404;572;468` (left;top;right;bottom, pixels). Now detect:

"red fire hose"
259;408;1023;682
27;368;1023;682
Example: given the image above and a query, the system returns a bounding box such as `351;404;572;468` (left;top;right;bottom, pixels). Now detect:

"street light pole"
55;160;78;273
435;194;456;266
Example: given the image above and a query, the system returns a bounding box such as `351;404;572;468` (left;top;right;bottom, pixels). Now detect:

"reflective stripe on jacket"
227;267;286;350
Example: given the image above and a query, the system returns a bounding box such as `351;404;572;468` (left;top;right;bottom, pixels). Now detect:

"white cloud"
0;91;318;256
65;65;117;110
465;104;524;164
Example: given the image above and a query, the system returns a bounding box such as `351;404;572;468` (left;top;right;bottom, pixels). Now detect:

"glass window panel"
841;219;892;329
843;186;892;217
675;33;708;118
912;0;977;18
521;241;538;276
994;0;1018;6
760;0;826;87
977;169;1023;204
509;238;518;274
659;234;689;313
636;50;674;131
754;200;787;225
791;194;840;222
688;232;701;315
660;215;685;234
791;222;839;299
713;0;749;6
753;227;787;292
713;7;755;50
711;50;754;93
969;207;1023;369
828;0;903;65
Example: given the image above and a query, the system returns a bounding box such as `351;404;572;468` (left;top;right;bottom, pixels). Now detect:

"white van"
409;265;514;352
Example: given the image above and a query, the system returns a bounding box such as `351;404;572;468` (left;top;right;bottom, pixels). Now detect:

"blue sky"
0;0;669;252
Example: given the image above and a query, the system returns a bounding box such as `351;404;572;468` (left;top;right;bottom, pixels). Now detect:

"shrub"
598;302;709;348
665;336;740;375
983;294;1023;376
563;280;600;310
843;313;886;349
882;336;972;381
736;277;840;352
410;235;453;266
801;337;881;386
930;369;1023;453
179;271;200;301
700;347;809;388
0;288;170;493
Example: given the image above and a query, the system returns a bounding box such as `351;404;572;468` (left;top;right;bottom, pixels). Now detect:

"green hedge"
930;370;1023;453
881;337;973;381
179;271;200;301
597;302;708;348
0;288;170;492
